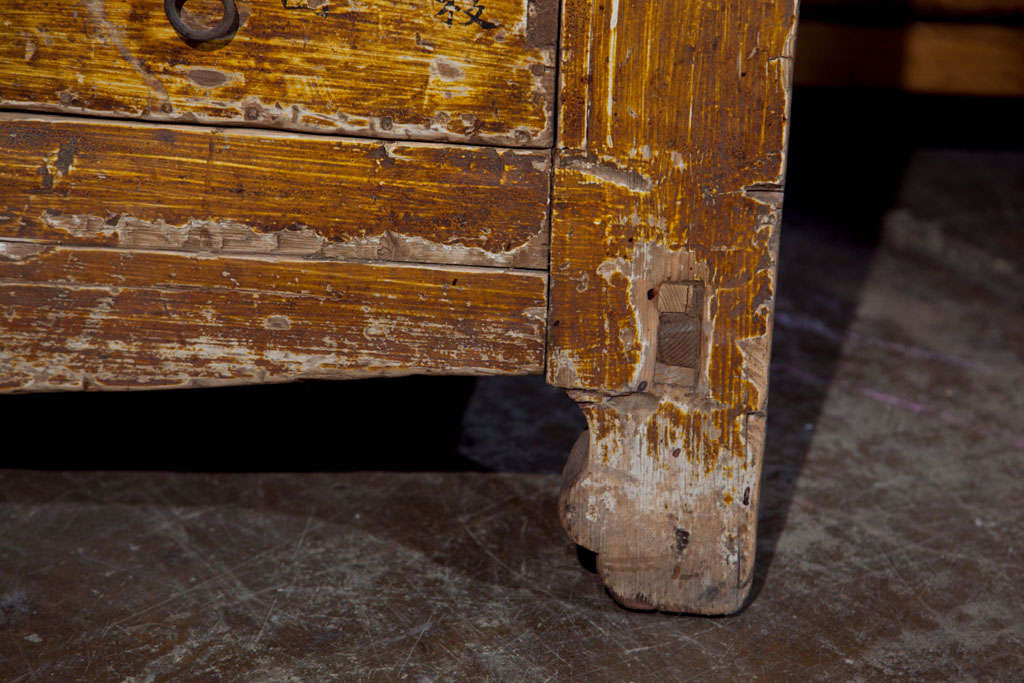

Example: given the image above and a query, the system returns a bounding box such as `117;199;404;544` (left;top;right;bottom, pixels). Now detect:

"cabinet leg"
545;0;794;614
560;391;764;615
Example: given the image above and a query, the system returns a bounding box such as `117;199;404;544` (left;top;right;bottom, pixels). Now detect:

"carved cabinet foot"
560;392;765;615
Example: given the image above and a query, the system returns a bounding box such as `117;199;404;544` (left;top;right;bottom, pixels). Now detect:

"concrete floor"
1;90;1022;680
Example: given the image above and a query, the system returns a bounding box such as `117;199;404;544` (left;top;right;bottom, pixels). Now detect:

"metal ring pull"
164;0;238;42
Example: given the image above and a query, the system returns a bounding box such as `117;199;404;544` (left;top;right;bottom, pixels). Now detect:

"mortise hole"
653;281;703;388
655;281;703;370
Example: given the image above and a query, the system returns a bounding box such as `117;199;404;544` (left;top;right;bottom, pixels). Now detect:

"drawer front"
0;0;557;145
0;114;550;269
0;246;548;391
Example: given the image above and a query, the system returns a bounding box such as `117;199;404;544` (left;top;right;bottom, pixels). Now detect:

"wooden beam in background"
795;21;1024;96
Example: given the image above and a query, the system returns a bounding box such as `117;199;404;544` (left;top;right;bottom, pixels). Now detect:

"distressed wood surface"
0;115;550;269
549;0;797;613
0;244;547;392
0;0;557;146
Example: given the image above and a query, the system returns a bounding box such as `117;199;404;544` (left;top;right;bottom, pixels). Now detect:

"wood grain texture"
549;0;796;613
0;244;547;392
795;21;1024;96
0;114;550;269
0;0;557;145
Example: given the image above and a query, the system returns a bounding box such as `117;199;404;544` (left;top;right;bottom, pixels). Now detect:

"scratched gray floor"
1;91;1022;680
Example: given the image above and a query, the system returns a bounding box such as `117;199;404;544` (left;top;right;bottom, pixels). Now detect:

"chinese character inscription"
434;0;499;29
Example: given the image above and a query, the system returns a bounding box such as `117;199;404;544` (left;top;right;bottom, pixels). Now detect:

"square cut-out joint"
655;282;703;370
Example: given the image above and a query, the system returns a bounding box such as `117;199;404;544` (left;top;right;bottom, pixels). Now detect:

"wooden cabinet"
0;0;798;614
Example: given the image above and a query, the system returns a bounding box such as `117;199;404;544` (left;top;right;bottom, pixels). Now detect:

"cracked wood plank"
0;0;557;146
0;114;549;269
0;244;547;392
548;0;797;613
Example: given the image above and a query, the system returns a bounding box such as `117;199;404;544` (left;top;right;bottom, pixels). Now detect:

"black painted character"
435;0;459;26
461;1;499;29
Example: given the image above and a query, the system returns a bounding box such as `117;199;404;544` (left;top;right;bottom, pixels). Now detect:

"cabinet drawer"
0;246;548;390
0;114;551;269
0;0;556;145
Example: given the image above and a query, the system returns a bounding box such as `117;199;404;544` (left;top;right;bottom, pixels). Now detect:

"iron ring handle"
164;0;238;42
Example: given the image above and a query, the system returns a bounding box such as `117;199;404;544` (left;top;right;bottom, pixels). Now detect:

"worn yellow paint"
0;0;557;145
0;114;551;269
550;0;797;613
0;244;548;392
